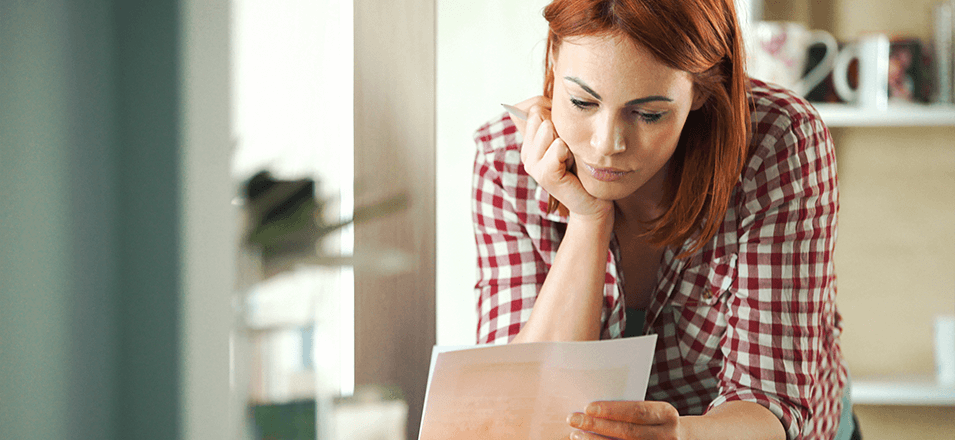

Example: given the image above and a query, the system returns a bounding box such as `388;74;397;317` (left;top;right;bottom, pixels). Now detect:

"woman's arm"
681;401;786;440
473;99;616;344
566;400;784;440
509;100;616;343
510;209;613;343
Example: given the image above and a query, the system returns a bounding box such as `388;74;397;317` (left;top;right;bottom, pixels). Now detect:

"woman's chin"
580;180;636;201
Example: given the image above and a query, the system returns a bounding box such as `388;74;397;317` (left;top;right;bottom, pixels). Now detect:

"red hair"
542;0;750;257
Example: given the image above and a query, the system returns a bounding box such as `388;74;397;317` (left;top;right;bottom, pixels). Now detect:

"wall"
179;0;237;438
1;2;119;438
436;0;552;346
111;1;185;438
0;1;235;439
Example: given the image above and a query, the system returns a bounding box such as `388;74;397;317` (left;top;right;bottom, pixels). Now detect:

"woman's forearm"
511;211;614;343
679;401;786;440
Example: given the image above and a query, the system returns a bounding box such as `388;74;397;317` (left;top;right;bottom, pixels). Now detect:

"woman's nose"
590;114;626;155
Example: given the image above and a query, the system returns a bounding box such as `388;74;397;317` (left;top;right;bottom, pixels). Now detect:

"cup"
936;314;955;386
833;34;891;109
933;1;953;103
745;21;839;96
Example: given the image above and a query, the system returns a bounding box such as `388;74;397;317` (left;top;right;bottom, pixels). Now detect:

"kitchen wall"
436;0;552;346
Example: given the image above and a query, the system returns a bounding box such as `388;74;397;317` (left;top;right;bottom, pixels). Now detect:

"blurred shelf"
852;375;955;406
814;103;955;127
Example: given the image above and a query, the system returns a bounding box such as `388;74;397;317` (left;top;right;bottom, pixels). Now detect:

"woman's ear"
691;83;710;111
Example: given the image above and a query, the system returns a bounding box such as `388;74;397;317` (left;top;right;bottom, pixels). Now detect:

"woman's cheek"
552;111;587;152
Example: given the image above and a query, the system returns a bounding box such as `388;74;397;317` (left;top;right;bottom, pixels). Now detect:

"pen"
501;103;528;121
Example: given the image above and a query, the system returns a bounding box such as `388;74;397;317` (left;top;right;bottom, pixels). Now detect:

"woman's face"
551;33;702;204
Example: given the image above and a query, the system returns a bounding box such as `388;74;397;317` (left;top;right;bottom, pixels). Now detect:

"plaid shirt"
471;80;848;440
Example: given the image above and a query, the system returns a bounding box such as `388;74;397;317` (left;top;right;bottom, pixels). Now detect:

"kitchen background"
1;0;952;439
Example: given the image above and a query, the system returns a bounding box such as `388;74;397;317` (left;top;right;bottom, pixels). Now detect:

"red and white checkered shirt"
471;79;848;439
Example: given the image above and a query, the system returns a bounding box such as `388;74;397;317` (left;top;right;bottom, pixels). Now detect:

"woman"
471;0;854;439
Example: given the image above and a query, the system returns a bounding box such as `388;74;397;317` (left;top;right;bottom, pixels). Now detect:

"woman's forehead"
554;34;693;97
557;33;660;66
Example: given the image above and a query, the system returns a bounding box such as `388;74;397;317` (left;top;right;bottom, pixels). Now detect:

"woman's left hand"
567;401;684;440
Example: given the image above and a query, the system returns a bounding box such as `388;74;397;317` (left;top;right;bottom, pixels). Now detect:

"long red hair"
542;0;750;257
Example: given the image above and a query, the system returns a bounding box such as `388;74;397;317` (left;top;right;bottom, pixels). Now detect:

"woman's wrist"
567;205;615;240
677;402;786;440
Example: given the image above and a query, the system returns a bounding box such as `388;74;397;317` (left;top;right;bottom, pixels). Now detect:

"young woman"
471;0;855;439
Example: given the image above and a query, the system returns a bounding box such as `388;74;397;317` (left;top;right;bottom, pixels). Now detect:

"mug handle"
796;30;838;96
833;44;858;103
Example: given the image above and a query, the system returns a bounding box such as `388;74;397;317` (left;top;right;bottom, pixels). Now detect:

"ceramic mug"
746;21;838;96
833;33;891;109
936;315;955;386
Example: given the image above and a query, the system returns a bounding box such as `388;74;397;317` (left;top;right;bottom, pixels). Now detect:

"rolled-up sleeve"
471;116;550;345
708;110;839;440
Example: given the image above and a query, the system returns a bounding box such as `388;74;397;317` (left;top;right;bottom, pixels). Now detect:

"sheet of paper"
418;335;657;440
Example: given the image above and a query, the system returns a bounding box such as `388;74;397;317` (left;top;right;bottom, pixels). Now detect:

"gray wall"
1;1;182;439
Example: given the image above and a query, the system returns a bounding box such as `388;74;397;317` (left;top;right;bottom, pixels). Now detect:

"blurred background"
1;0;952;440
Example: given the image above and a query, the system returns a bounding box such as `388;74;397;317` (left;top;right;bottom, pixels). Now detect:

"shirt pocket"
662;253;737;370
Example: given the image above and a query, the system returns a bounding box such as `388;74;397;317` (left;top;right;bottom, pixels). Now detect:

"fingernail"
570;430;583;440
567;413;583;427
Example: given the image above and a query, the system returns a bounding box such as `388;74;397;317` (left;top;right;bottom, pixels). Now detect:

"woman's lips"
583;163;630;182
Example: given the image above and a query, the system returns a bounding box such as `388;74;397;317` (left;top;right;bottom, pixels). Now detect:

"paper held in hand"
418;335;657;440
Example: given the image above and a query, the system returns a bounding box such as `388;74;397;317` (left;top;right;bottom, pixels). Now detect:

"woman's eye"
570;97;596;110
637;111;664;124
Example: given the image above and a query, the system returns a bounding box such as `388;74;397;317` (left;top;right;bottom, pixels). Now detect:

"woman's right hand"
508;97;613;221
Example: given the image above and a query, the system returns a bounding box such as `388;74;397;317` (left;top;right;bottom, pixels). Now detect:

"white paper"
418;335;657;440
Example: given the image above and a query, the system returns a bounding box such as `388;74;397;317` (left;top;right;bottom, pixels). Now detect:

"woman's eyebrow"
564;76;602;100
625;96;673;106
564;76;673;106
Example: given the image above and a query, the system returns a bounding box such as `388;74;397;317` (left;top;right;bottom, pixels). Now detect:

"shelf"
851;375;955;406
813;103;955;127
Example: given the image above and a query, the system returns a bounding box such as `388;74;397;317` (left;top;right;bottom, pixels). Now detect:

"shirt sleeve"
708;109;839;440
471;118;550;345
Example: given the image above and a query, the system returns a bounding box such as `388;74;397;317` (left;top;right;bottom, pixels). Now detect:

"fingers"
507;96;551;137
539;136;572;179
567;418;672;440
586;401;679;425
566;401;680;440
520;107;555;165
532;119;557;162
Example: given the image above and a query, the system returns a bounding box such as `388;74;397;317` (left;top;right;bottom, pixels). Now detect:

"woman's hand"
507;96;612;221
567;401;684;440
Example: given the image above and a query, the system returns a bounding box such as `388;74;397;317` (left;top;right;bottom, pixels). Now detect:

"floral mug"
746;21;838;97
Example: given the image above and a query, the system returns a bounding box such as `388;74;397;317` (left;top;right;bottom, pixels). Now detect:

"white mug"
936;315;955;386
746;21;838;96
833;34;891;109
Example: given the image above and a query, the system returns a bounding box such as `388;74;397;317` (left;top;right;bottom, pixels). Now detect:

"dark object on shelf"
889;38;932;103
804;44;842;103
245;171;321;260
250;400;317;440
241;170;411;276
